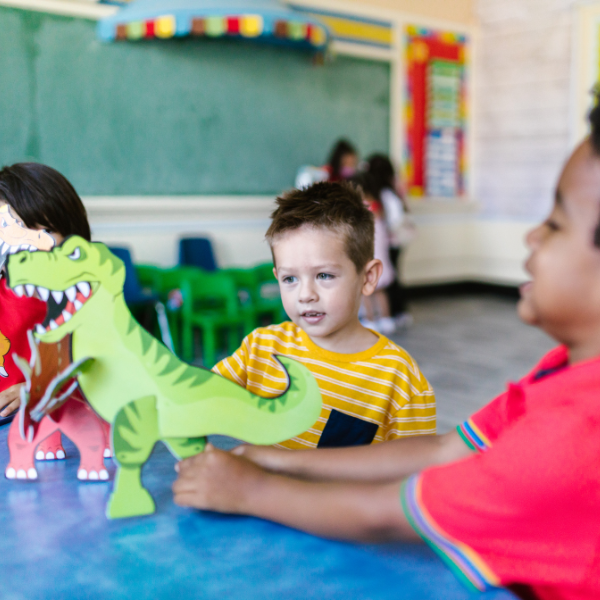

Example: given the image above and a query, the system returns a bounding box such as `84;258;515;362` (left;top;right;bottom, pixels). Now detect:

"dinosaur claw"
27;468;37;480
77;469;88;480
100;469;109;480
35;451;45;460
56;450;66;459
5;467;16;479
103;448;112;458
16;469;27;479
45;452;55;460
88;471;99;481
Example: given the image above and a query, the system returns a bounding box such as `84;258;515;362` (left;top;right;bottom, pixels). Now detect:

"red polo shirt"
401;346;600;600
0;278;46;391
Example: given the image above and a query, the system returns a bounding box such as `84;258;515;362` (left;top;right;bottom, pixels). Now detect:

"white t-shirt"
380;188;406;249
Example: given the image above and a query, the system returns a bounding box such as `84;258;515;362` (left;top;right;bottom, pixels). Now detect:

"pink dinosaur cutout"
5;332;110;481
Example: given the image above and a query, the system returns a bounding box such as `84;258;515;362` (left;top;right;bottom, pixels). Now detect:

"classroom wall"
472;0;576;221
338;0;475;25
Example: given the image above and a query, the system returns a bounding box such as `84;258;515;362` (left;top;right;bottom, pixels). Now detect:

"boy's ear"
362;259;383;297
272;267;277;280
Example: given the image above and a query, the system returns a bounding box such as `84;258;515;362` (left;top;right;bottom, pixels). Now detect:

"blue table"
0;425;515;600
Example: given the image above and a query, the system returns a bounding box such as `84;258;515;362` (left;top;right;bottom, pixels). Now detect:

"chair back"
178;237;218;271
181;271;240;317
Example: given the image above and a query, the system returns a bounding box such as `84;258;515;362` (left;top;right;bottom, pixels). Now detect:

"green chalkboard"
0;7;390;195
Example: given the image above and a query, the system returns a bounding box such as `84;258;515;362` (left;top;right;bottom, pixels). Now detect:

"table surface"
0;425;515;600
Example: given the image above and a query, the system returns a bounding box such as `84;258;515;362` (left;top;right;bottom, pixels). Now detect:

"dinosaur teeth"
25;284;35;297
37;287;50;302
66;286;77;303
51;290;64;304
36;324;46;335
20;244;29;251
62;310;72;322
9;245;19;254
77;282;91;298
13;285;24;297
49;320;58;330
0;243;9;255
74;299;83;311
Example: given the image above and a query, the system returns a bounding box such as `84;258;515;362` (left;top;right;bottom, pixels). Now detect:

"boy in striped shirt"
213;181;436;449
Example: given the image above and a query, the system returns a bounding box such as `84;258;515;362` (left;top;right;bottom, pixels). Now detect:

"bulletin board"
404;26;468;199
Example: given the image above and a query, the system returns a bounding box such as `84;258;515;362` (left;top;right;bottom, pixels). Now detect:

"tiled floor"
392;294;555;433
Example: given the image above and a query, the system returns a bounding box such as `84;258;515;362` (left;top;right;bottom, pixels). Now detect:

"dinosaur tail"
158;356;322;444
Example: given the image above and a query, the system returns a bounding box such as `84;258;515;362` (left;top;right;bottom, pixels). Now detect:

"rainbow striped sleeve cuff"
457;419;491;452
400;475;500;593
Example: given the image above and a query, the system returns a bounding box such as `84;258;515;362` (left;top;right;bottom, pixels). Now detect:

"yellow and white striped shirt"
213;322;436;449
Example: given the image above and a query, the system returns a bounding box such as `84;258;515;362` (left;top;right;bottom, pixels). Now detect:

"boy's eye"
317;273;334;280
282;276;296;284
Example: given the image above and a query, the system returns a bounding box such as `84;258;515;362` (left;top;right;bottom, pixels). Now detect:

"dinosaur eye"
0;219;6;228
68;247;81;260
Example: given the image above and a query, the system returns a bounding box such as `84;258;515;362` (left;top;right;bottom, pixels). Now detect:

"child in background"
212;182;436;449
174;105;600;599
324;139;359;182
367;155;415;329
0;163;92;457
353;173;397;336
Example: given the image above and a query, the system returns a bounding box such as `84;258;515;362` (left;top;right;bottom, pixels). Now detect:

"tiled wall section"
474;0;576;219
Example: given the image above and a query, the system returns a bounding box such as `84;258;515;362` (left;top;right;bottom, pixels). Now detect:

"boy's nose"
298;281;317;302
525;224;543;249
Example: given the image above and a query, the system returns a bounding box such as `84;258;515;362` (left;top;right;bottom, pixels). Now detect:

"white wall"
473;0;577;220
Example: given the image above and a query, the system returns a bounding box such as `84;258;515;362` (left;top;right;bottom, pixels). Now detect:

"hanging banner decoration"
405;27;468;199
97;0;330;52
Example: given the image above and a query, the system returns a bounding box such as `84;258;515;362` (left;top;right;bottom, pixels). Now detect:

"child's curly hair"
589;90;600;247
266;181;374;272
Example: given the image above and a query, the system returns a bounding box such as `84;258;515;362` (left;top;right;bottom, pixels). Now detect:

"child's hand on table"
0;383;22;417
173;444;270;514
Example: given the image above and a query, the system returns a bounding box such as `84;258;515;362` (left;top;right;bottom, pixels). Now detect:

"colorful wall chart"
405;26;468;198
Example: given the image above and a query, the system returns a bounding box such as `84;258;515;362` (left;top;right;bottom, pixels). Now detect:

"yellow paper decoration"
155;15;176;38
240;15;263;38
126;21;144;40
205;16;226;37
309;25;326;47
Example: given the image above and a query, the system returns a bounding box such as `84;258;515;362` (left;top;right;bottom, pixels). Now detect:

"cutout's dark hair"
327;139;357;180
589;94;600;247
266;181;374;272
0;163;91;241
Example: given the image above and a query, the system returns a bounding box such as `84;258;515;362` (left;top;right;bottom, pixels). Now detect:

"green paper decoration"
7;237;322;519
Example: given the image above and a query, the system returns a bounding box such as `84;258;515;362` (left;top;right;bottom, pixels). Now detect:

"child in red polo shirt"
172;101;600;600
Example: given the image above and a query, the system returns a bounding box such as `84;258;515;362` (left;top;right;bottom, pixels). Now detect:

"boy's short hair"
266;181;374;272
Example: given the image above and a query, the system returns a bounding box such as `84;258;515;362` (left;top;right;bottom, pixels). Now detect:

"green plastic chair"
179;270;247;367
252;262;287;325
221;267;260;334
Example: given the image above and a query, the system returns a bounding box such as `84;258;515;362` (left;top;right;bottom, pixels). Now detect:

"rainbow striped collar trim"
401;475;500;592
457;419;491;452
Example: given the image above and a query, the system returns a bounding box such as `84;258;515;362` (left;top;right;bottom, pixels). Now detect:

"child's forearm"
238;430;470;483
173;448;419;543
244;472;418;542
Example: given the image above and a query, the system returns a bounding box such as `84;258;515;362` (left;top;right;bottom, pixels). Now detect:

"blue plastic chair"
108;246;159;306
178;237;218;271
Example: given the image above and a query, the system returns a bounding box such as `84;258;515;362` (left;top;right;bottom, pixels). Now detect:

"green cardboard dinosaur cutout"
7;237;322;519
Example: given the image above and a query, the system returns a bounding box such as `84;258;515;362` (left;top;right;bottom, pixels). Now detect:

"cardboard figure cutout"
5;331;110;481
0;203;55;382
6;238;322;519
